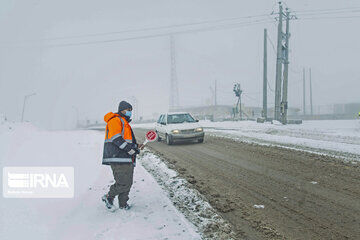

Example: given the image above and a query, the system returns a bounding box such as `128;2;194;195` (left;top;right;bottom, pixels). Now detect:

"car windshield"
167;114;196;124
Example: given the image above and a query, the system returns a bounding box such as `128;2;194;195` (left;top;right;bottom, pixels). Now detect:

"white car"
155;112;205;145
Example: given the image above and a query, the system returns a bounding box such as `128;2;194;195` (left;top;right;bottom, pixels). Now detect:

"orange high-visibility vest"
104;112;133;143
102;112;136;165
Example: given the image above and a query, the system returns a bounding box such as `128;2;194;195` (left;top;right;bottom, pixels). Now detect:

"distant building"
293;102;360;120
173;105;233;121
173;102;360;121
174;105;301;121
334;103;360;115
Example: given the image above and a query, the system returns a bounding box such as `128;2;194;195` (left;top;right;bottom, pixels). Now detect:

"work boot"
119;203;131;210
102;194;116;212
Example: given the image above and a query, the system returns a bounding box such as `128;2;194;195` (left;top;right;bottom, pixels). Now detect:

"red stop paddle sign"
144;130;157;144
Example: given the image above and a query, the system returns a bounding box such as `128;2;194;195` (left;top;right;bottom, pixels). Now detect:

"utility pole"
214;79;217;106
130;96;138;121
309;68;313;116
303;68;306;115
273;2;296;123
21;93;36;122
274;2;283;121
239;88;242;120
263;28;268;120
169;35;179;111
281;9;290;124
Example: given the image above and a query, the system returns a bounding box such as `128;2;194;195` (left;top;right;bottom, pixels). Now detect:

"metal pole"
303;68;306;115
239;94;242;120
21;96;27;122
309;68;313;116
274;2;283;121
281;10;290;124
21;93;36;122
130;96;138;121
263;28;268;120
236;97;240;118
214;80;217;106
169;35;179;111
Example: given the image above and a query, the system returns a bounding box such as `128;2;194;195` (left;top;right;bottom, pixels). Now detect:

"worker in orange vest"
101;101;143;211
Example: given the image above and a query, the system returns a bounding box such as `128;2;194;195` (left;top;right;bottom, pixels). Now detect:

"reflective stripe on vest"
104;133;123;143
102;158;133;164
119;117;125;137
118;117;133;142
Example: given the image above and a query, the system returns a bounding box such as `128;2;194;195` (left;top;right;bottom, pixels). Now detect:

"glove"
134;148;140;155
126;143;139;156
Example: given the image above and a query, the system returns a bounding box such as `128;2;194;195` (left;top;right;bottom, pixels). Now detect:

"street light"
21;93;36;122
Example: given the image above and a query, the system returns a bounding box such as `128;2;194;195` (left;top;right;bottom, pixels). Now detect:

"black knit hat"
118;101;132;113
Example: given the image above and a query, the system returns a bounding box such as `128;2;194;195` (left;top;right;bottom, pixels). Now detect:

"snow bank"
0;122;200;240
138;150;236;240
200;120;360;160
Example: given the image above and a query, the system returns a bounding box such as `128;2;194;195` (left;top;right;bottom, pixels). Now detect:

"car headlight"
171;129;180;134
195;127;203;132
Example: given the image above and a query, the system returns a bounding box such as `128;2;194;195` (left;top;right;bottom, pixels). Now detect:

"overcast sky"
0;0;359;129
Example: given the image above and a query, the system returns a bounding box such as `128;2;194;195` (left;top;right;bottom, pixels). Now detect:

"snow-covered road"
0;123;200;240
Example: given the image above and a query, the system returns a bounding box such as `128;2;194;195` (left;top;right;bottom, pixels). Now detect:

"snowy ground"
134;119;360;161
0;122;201;240
138;150;235;240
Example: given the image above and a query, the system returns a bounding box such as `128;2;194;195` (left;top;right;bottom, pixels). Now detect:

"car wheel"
197;138;204;143
166;134;173;145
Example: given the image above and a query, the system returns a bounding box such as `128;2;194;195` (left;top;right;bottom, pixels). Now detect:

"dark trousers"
108;163;134;207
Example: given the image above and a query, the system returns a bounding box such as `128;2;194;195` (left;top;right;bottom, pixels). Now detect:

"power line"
2;13;271;44
3;7;359;48
243;93;258;101
296;9;360;17
39;18;275;48
55;13;269;40
299;15;360;20
293;7;360;21
266;35;277;54
244;91;261;95
295;6;360;14
299;10;360;16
